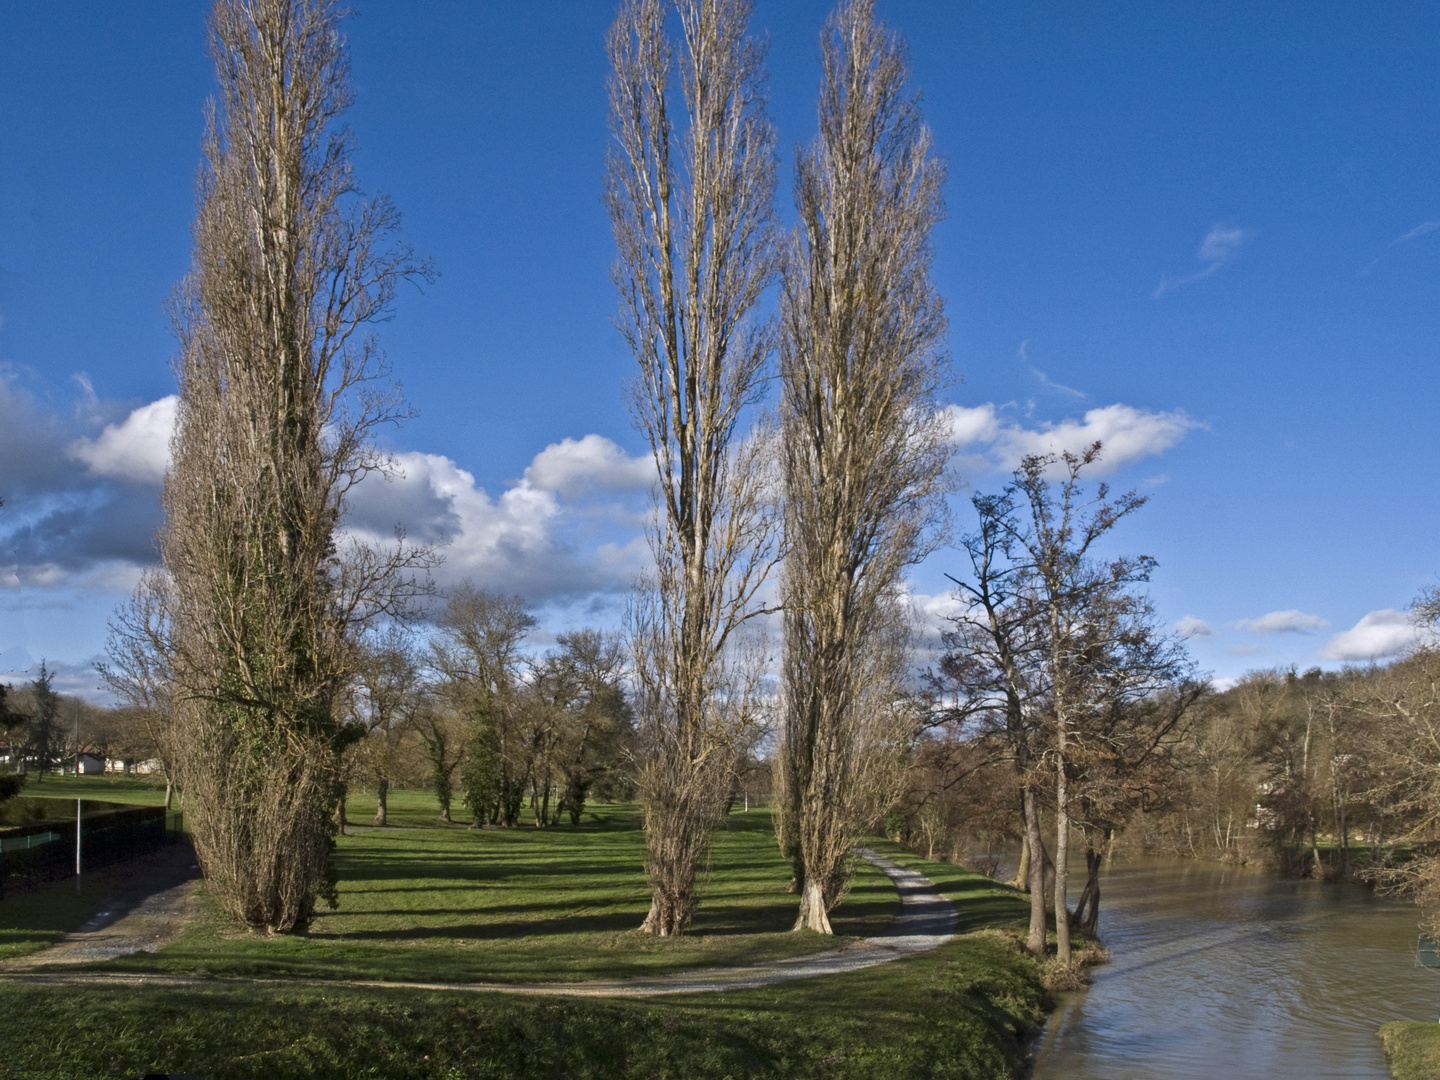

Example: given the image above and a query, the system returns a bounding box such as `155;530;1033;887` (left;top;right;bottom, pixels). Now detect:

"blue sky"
2;1;1438;696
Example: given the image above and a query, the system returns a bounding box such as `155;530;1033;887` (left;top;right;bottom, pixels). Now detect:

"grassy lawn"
0;844;1047;1079
17;771;172;806
95;802;898;984
0;777;1050;1078
15;778;896;982
1381;1022;1440;1080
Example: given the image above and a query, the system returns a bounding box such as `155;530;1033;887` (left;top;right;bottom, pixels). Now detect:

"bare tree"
160;0;431;931
432;584;536;827
1009;446;1154;964
937;493;1052;954
100;572;180;808
774;0;949;934
350;627;424;826
606;0;782;935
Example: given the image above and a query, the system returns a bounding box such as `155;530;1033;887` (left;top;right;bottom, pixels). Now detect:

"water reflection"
1030;856;1439;1079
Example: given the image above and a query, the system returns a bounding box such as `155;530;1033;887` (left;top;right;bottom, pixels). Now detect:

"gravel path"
0;847;955;997
3;843;200;969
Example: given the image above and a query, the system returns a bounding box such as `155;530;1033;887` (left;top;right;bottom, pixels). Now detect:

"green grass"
0;780;1050;1078
0;846;1048;1079
17;771;172;805
1381;1022;1440;1080
95;802;898;984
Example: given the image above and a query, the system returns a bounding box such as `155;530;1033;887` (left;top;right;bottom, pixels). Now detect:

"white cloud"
1234;609;1329;635
1175;615;1213;639
944;402;1196;475
68;395;177;485
1155;223;1251;298
1319;609;1431;662
945;404;1004;448
523;434;654;497
343;441;652;603
50;394;657;603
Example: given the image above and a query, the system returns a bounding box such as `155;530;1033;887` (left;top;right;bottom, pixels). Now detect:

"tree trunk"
1071;844;1102;935
793;877;834;934
1011;830;1031;891
1055;736;1072;964
336;782;348;837
1023;785;1047;955
639;892;689;937
163;778;174;812
374;777;388;826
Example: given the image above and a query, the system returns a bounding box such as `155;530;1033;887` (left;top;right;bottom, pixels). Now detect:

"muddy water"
1029;856;1439;1079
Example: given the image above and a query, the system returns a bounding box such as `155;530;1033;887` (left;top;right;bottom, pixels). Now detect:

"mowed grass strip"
17;783;897;984
1380;1021;1440;1080
0;844;1048;1080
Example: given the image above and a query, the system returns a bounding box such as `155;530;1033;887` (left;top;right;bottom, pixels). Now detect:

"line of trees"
907;526;1440;948
604;0;951;936
104;0;1218;952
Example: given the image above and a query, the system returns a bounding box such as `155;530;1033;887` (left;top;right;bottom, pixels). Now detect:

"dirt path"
0;847;955;997
3;842;199;969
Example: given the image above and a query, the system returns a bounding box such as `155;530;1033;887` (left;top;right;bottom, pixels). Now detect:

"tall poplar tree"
162;0;428;931
776;0;949;933
606;0;781;935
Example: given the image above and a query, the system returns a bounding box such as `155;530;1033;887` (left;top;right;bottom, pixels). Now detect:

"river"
1028;856;1438;1079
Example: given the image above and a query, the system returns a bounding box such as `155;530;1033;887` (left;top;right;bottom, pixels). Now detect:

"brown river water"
1028;855;1439;1079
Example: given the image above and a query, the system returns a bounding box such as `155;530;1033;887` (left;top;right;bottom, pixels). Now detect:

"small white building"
106;757;164;775
76;752;104;775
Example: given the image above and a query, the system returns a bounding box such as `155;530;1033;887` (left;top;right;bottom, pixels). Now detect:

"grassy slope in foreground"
94;799;897;983
1381;1022;1440;1080
1;783;1050;1079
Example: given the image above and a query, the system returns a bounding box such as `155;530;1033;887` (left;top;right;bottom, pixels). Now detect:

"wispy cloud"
1397;220;1440;243
1016;341;1085;399
1360;219;1440;275
1154;224;1250;298
1233;609;1329;634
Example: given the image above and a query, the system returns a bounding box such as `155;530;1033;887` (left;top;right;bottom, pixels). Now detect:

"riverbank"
0;784;1057;1077
1381;1022;1440;1080
1028;854;1435;1079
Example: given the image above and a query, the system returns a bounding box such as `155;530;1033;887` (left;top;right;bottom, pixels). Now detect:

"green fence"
0;805;182;896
